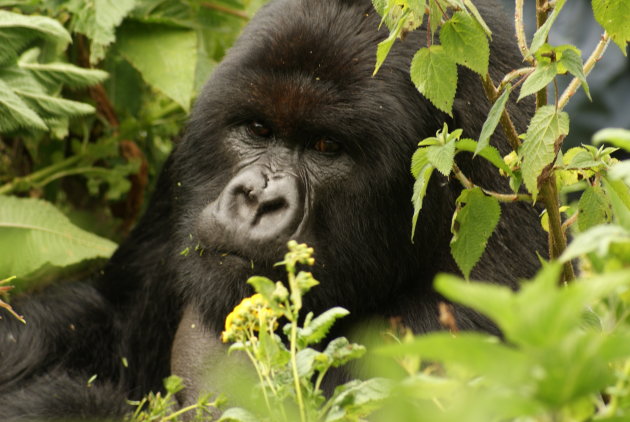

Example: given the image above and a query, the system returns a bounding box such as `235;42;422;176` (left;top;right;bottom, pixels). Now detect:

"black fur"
0;0;547;419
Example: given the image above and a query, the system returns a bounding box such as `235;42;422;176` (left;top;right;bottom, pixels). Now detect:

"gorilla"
0;0;547;419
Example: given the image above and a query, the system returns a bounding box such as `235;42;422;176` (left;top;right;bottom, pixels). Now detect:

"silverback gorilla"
0;0;547;419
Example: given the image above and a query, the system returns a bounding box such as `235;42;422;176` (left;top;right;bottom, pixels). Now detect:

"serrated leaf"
440;11;489;75
530;0;567;55
323;337;366;368
117;21;196;111
426;140;456;176
0;78;47;132
0;10;71;65
578;186;612;231
593;0;630;55
593;128;630;151
374;8;408;75
558;47;591;100
410;46;457;115
70;0;136;64
20;62;108;89
518;63;557;101
520;105;570;200
561;224;630;261
477;84;511;153
15;90;95;118
411;149;435;239
450;187;501;279
456;138;512;175
0;196;117;278
297;307;349;347
325;378;391;422
603;177;630;230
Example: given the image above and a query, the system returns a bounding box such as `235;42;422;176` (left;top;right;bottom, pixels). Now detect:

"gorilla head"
160;0;545;339
0;0;548;419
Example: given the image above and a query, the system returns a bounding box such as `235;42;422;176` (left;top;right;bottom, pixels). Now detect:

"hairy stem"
535;0;549;109
558;32;611;110
452;164;532;202
540;176;575;283
514;0;532;61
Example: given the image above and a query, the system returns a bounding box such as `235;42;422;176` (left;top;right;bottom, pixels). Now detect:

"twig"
558;32;611;110
201;2;249;20
535;0;549;109
514;0;532;62
561;211;578;232
481;74;522;151
452;164;532;203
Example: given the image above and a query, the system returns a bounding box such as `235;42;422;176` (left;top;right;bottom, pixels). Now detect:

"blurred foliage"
0;0;263;285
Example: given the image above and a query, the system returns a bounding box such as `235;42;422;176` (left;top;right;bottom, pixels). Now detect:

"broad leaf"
578;186;612;231
0;196;117;278
456;138;512;175
477;84;511;153
426;140;456;176
410;148;435;239
518;63;557;101
440;11;489;76
561;224;630;261
117;21;197;111
557;47;591;100
325;378;391;422
410;46;458;116
20;62;108;89
593;128;630;151
520;105;570;200
593;0;630;55
450;187;501;279
70;0;136;64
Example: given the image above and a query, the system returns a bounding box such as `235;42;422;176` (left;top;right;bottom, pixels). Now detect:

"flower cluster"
221;293;281;343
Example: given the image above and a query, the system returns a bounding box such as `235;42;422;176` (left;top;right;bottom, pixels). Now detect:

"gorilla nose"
205;167;304;245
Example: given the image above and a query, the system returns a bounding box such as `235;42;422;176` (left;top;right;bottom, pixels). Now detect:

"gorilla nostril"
253;198;288;225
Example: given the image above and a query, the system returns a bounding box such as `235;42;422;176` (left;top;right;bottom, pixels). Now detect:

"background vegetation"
1;0;630;421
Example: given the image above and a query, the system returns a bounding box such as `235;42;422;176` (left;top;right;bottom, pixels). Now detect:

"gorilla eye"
313;138;342;154
247;121;272;138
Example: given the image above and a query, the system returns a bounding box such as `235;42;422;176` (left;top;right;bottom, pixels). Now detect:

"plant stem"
539;176;575;283
481;74;522;151
558;32;611;110
452;164;532;202
535;0;549;109
602;359;630;417
514;0;531;61
0;155;82;194
290;319;307;422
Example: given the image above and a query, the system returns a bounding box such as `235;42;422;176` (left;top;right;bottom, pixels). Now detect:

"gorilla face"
166;0;449;329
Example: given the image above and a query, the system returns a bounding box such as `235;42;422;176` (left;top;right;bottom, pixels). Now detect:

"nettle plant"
372;0;630;282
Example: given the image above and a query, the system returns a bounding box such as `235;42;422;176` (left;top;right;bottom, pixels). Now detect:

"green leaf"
603;177;630;229
578;186;612;231
218;407;259;422
593;128;630;151
378;332;530;383
296;307;349;347
561;224;630;261
373;8;408;75
426;140;456;176
0;196;117;278
117;21;197;111
20;62;108;89
518;62;557;101
410;149;435;239
440;11;489;75
0;78;47;132
15;90;95;118
323;337;366;368
520;105;570;200
477;84;511;153
325;378;391;422
70;0;136;64
593;0;630;55
410;46;458;116
456;138;512;175
0;10;71;65
557;47;591;100
529;0;567;55
450;187;501;279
